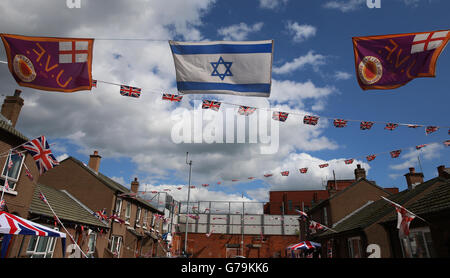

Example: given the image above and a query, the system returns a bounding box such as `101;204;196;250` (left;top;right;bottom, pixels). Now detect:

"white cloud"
273;51;326;74
334;71;352;80
259;0;289;9
111;176;126;186
286;21;317;43
56;153;69;162
217;22;264;41
323;0;365;12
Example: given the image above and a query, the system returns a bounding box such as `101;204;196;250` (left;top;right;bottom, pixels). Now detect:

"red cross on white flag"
59;41;89;63
411;31;450;54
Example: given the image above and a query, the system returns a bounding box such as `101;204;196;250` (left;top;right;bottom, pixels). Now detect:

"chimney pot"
14;89;22;97
131;177;139;193
88;150;102;172
404;167;424;190
1;89;25;127
354;164;366;180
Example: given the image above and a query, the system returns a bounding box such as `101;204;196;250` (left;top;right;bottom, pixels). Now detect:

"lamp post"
184;152;193;257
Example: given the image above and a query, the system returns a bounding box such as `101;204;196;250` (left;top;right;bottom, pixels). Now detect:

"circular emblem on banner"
358;56;383;85
13;54;36;83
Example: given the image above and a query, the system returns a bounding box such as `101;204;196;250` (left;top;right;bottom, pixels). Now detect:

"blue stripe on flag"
177;82;271;93
170;43;273;55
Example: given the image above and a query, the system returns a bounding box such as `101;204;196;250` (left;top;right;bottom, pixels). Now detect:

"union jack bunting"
366;154;377;161
162;93;183;102
202;184;209;187
264;174;273;177
360;121;374;130
231;179;239;182
238;106;257;116
333;119;348;128
319;163;329;168
39;192;48;204
92;79;97;87
299;168;308;174
8;158;13;170
248;177;255;180
3;179;10;191
390;150;402;158
25;168;34;181
190;186;196;188
120;85;141;98
281;171;289;176
163;189;171;191
22;136;59;175
416;144;427;150
425;126;439;135
272;111;289;122
303;115;319;126
202;100;221;111
445;140;450;147
95;209;108;221
385;123;399;131
0;200;5;211
177;187;182;190
344;159;354;165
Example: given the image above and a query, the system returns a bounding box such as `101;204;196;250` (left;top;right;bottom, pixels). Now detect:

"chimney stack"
404;167;424;190
88;150;102;172
437;165;449;179
1;89;24;127
131;177;139;193
354;164;366;180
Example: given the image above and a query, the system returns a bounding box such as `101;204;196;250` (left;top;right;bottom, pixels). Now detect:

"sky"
0;0;448;209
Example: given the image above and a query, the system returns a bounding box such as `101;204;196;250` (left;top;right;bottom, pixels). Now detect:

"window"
110;235;122;258
288;200;293;211
348;236;362;258
136;207;141;226
87;232;97;258
0;153;25;192
26;234;57;258
400;227;436;258
142;210;147;228
114;198;123;218
125;202;131;223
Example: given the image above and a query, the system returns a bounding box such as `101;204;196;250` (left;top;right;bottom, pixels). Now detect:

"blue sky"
0;0;448;206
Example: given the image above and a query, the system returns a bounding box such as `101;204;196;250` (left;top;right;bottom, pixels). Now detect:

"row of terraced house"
0;89;169;258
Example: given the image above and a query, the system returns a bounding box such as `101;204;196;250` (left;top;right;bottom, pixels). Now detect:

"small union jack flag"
281;171;289;176
238;106;257;116
390;150;402;158
333;119;348;128
163;189;171;191
272;111;289;122
319;163;329;168
360;121;374;130
190;185;196;188
299;168;308;174
366;154;376;161
7;158;13;170
22;136;59;175
264;174;273;177
120;85;141;98
444;140;450;147
425;126;439;135
416;144;427;150
344;159;354;165
92;79;97;87
202;100;221;111
303;115;319;126
248;177;255;180
231;179;239;182
385;123;399;131
202;184;209;187
0;199;5;211
177;187;182;190
162;93;183;102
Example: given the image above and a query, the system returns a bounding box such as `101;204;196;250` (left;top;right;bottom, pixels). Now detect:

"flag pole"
184;152;193;257
381;196;429;224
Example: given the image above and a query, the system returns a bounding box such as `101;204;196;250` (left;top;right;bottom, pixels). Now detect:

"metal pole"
184;152;193;257
241;194;244;257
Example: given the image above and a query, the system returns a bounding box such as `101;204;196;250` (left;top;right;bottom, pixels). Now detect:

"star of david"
210;56;233;80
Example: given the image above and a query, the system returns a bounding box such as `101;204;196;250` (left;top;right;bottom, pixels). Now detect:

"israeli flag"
169;40;274;97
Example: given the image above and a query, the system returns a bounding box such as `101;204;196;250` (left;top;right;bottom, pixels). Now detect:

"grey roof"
29;183;109;228
0;118;29;142
317;177;446;237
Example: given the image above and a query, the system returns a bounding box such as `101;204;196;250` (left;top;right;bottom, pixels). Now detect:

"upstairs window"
1;153;25;192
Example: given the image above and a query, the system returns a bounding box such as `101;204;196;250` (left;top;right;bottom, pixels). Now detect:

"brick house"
38;152;166;258
314;167;448;258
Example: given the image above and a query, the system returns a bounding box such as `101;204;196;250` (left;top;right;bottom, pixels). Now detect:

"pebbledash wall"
174;213;301;258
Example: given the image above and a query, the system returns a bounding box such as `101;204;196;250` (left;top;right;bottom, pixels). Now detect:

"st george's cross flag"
120;85;141;98
22;135;59;175
352;30;450;90
0;34;94;92
381;197;418;238
169;40;274;97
